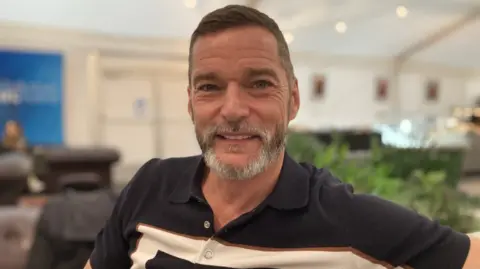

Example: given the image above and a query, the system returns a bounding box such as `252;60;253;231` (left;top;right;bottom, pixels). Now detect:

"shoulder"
114;155;201;212
310;167;428;235
125;155;201;191
308;165;412;217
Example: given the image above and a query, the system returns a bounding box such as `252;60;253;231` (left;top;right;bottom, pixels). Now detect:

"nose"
220;83;249;122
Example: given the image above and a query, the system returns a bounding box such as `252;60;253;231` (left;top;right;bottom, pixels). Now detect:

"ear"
187;86;194;122
288;77;300;121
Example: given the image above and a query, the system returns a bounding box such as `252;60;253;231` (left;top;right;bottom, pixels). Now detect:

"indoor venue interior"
1;0;480;268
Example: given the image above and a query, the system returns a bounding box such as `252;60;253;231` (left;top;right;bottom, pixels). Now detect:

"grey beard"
195;122;286;181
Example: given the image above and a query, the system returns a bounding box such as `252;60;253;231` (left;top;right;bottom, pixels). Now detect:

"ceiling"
1;0;480;69
265;0;480;68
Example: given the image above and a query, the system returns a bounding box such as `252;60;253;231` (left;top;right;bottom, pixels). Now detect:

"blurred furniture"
0;178;28;205
59;172;104;191
0;155;30;205
18;195;49;207
25;173;116;269
36;147;120;193
311;129;381;151
375;115;470;184
448;106;480;176
463;133;480;176
0;206;40;269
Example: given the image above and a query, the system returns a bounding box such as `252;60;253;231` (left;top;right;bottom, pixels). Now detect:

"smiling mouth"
216;134;261;140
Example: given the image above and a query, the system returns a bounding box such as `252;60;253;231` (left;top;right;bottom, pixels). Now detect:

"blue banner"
0;50;63;145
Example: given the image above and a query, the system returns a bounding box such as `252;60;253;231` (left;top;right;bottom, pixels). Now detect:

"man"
86;5;479;269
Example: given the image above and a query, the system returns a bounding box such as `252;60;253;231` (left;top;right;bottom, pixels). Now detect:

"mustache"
202;123;269;141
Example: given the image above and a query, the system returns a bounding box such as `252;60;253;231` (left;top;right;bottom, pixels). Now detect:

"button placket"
203;249;214;259
199;239;219;262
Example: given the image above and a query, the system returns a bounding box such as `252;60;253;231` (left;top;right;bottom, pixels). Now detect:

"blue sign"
0;50;63;145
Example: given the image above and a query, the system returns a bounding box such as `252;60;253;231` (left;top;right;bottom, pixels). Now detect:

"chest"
129;223;381;269
124;205;373;269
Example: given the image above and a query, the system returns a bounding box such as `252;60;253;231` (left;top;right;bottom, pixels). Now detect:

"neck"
202;152;285;215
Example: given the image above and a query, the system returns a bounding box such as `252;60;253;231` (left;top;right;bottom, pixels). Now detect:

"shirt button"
204;249;214;259
204;221;211;229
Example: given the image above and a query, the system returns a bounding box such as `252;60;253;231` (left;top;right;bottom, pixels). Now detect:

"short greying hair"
188;5;294;85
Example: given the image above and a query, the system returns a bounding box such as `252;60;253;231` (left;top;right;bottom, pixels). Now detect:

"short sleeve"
89;159;157;269
338;186;470;268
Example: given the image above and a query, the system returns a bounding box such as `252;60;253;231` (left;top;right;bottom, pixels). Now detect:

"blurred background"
1;0;480;268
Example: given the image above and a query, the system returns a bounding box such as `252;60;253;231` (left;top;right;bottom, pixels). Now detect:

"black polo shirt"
90;154;470;269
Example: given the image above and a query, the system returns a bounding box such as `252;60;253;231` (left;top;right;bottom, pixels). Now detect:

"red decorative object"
313;75;326;99
426;80;439;101
376;78;388;101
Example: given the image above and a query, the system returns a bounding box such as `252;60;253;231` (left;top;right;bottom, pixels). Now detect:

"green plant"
381;146;465;187
286;132;479;233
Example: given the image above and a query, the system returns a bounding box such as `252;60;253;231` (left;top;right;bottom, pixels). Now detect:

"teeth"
223;135;252;140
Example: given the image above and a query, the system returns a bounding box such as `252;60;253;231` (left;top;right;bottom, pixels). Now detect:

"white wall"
97;56;200;163
292;60;470;130
465;74;480;105
397;73;466;116
293;65;392;130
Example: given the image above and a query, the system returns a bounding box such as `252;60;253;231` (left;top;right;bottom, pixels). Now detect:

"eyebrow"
191;67;280;86
192;72;218;87
244;67;279;82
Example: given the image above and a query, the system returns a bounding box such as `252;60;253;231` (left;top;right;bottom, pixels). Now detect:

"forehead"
190;26;281;75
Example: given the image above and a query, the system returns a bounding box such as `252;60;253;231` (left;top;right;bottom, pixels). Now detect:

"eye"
196;84;219;92
252;80;274;89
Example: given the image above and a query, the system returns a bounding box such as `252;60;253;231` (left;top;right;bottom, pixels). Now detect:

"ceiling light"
396;5;408;18
184;0;196;8
335;21;347;33
283;32;294;44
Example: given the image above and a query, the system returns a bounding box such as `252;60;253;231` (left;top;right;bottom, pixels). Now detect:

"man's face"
188;26;299;180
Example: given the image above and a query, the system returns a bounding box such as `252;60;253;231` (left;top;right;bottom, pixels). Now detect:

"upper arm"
89;159;158;269
338;187;470;268
463;235;480;269
397;216;470;268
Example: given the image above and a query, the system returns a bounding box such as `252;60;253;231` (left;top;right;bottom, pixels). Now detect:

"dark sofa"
0;206;40;269
36;147;120;193
0;156;29;205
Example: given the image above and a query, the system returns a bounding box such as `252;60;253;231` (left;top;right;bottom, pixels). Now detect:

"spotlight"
396;5;409;18
335;21;347;33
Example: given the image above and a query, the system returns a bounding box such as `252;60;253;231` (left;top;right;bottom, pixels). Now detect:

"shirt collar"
168;153;310;210
168;155;205;203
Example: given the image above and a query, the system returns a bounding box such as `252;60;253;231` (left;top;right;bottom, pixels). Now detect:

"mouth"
215;134;261;141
